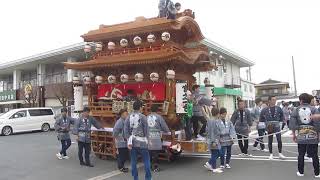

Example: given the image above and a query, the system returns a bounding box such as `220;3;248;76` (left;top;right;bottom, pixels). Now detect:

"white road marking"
87;163;143;180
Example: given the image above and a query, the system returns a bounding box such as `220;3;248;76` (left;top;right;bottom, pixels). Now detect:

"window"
262;90;267;95
274;89;279;94
29;109;53;116
11;110;27;119
244;84;248;92
249;85;253;93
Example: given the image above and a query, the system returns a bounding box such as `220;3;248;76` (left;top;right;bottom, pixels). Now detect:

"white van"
0;107;55;136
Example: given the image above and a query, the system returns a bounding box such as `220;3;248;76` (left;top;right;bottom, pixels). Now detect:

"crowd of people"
53;86;320;179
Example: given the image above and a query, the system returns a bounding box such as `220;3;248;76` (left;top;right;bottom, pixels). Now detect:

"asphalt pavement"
0;131;318;180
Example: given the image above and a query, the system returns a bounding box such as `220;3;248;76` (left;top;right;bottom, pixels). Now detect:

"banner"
176;83;188;114
74;86;83;111
97;83;165;101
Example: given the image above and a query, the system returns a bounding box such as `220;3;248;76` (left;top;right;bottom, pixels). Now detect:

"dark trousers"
60;139;72;156
220;145;232;165
149;150;160;169
191;116;207;137
117;148;129;169
209;149;220;169
253;129;266;150
184;117;193;141
268;133;282;153
298;144;319;176
237;135;248;154
78;142;91;164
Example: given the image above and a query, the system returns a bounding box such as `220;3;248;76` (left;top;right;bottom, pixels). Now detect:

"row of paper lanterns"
84;32;171;53
73;70;175;85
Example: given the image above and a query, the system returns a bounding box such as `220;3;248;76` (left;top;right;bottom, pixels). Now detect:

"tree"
54;84;69;107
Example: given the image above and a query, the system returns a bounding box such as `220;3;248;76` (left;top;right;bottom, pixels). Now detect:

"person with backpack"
147;104;170;172
290;93;320;178
74;107;103;167
113;109;129;173
124;101;151;180
218;107;236;169
54;108;76;160
260;96;286;160
231;99;253;157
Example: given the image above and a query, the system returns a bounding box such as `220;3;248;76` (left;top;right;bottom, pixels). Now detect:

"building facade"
255;79;291;101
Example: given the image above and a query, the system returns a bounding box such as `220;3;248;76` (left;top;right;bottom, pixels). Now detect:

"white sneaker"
196;135;206;141
305;157;312;162
238;153;245;157
204;162;213;171
262;149;269;153
225;164;231;169
315;174;320;178
279;153;286;160
220;165;225;169
252;147;260;151
62;156;70;160
212;168;223;174
244;154;253;157
296;172;304;177
56;153;63;160
269;154;274;160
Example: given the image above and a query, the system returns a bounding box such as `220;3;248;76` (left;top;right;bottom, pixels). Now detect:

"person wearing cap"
147;104;170;172
54;107;76;160
124;101;151;180
74;107;103;167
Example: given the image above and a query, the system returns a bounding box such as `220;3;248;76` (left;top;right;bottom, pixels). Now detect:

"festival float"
64;10;218;160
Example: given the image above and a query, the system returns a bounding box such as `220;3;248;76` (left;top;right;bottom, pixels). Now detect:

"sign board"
176;83;188;114
74;86;83;112
0;90;16;102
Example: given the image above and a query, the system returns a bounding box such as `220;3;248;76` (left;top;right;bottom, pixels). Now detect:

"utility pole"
292;56;297;97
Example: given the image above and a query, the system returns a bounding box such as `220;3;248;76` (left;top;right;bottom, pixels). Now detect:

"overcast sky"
0;0;319;93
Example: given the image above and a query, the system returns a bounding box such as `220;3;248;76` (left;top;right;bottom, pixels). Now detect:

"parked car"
0;107;55;136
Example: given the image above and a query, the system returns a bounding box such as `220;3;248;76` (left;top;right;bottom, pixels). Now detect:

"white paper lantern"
108;75;116;84
147;34;156;43
84;44;91;53
161;32;171;42
74;86;83;112
120;74;129;83
95;76;103;84
72;76;81;84
204;77;210;85
95;43;103;52
133;36;142;46
166;70;175;79
150;72;159;82
83;76;91;85
108;42;116;50
135;73;144;82
120;39;128;48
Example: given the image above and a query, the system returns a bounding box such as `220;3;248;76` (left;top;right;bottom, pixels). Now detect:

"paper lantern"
150;72;159;82
72;76;81;84
204;77;210;85
161;32;171;42
83;76;91;85
107;75;116;84
133;36;142;46
120;39;128;48
147;34;156;43
120;74;129;83
84;44;91;53
166;70;175;79
135;73;144;82
95;43;102;52
95;76;103;84
108;42;116;50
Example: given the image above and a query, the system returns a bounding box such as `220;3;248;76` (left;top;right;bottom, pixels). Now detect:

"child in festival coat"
218;107;236;169
203;106;223;174
147;104;170;172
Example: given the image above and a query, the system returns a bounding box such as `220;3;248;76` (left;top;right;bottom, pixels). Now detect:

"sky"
0;0;319;93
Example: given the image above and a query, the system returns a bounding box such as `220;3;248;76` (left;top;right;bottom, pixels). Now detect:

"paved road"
0;131;318;180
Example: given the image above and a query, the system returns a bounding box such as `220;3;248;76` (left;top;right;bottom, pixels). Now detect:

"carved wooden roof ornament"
63;9;215;72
